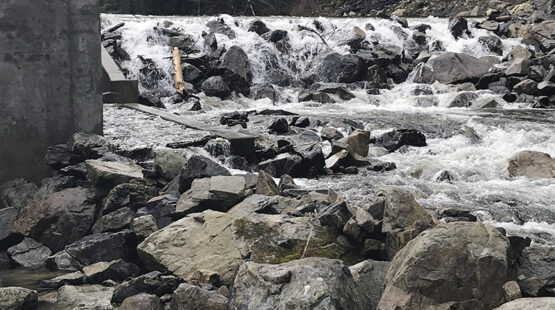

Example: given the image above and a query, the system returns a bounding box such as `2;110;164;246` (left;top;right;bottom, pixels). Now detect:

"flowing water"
100;14;555;246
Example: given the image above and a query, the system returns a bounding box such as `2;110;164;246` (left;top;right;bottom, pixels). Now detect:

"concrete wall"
0;0;102;184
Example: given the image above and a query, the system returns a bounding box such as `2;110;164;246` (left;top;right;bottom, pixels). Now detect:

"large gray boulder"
493;298;555;310
175;176;248;215
92;207;136;233
349;260;391;310
202;76;232;99
313;53;366;83
83;259;141;284
179;155;230;193
414;52;494;84
62;230;137;266
119;293;163;310
517;246;555;296
219;46;253;96
56;285;114;310
10;187;96;252
378;222;510;310
7;238;52;268
0;207;18;242
508;151;555;179
153;149;189;180
0;287;38;310
229;257;372;310
170;283;228;310
0;178;38;210
85;160;144;187
137;210;354;285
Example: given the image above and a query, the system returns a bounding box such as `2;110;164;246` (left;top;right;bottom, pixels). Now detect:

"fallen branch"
298;25;329;47
172;47;187;96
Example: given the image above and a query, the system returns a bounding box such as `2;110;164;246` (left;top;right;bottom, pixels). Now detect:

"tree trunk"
172;47;187;96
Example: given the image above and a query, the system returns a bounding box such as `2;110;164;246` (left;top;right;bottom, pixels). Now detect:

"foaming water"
101;14;554;245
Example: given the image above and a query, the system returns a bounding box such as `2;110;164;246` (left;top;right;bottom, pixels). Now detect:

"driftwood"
172;47;187;96
298;25;329;46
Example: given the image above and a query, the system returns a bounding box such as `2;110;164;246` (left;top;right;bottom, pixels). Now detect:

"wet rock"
508;151;555;179
278;175;298;192
85;160;144;188
0;207;19;244
350;260;390;309
68;132;109;161
313;53;366;83
175;176;248;215
119;293;163;310
251;83;280;101
439;209;477;223
219;46;252;96
132;215;159;240
378;222;510;310
255;170;279;196
63;230;137;266
298;90;336;103
268;118;290;134
448;91;479;108
111;271;181;304
201;76;231;99
38;271;85;291
479;35;503;55
137;196;178;229
537;81;555;96
374;129;427;152
291;116;310;128
414;52;493;84
471;97;502;109
517;246;555;295
0;251;10;270
514;79;538;95
168;34;196;52
325;150;369;171
366;64;389;89
7;238;51;268
267;68;292;87
0;178;38;210
206;19;236;39
138;92;164;108
448;17;469;40
320;86;356;100
182;63;205;84
258;153;300;177
321;127;344;141
248;20;270;36
10;187;96;252
138;210;353;286
83;259;141;284
494;298;555;310
56;285;114;310
340;129;370;157
45;251;82;271
0;287;38;310
229;258;371;310
179;155;230;193
93;207;136;234
293;143;326;178
170;283;227;310
100;181;158;216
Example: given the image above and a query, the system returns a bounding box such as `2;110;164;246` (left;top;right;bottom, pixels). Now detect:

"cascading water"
100;14;554;246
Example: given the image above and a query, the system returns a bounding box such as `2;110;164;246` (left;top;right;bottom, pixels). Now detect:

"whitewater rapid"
100;14;555;246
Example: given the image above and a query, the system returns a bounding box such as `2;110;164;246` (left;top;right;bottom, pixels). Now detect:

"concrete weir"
0;0;102;183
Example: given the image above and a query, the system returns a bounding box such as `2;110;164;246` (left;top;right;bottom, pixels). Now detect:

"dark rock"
318;200;352;230
293;143;326;178
412;23;431;32
182;63;206;83
251;83;280;101
119;293;163;310
476;73;501;90
63;230;137;266
7;238;52;268
170;283;227;310
248;20;270;35
268;118;290;134
374;129;427;152
0;287;38;310
220;111;249;127
83;259;141;284
439;209;477;223
291;116;310;128
179;155;230;193
0;251;10;270
412;31;427;45
168;34;196;52
100;181;158;216
132;215;159;241
38;271;85;291
448;17;469;40
33;175;77;199
259;153;303;177
136;195;178;229
92;207;136;233
278;175;298;192
367;65;389;88
414;52;494;84
255;170;279;196
68;132;109;161
479;36;503;55
319;86;356;100
229;258;371;310
202;76;231;99
262;29;288;43
349;260;391;309
0;207;19;244
10;187;96;252
471;98;502;109
313;53;366;83
45;144;73;169
206;19;236;38
267;68;292;86
138;92;164;108
219;46;252;96
111;271;182;304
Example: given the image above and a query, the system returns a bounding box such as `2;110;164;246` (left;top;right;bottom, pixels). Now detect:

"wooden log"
172;47;187;96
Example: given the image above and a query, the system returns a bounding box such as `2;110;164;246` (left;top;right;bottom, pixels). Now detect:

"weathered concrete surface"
0;0;102;183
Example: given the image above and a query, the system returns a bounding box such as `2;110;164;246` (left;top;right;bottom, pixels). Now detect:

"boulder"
325;149;369;171
56;285;114;310
449;17;468;39
313;53;366;83
219;46;252;96
340;130;370;157
251;83;280;101
378;222;510;310
7;238;52;268
201;76;232;99
374;129;427;152
258;153;303;177
38;271;85;290
45;250;82;271
33;175;77;199
268;118;290;134
479;35;503;55
132;215;159;240
168;34;196;51
68;132;109;161
138;92;164;108
179;155;230;193
175;176;249;215
0;207;19;243
508;151;555;178
321;127;344;141
10;187;96;252
137;210;354;285
63;230;137;266
0;178;37;210
367;64;389;89
414;52;493;84
170;283;227;310
83;259;141;284
111;271;181;304
505;58;530;76
85;160;144;187
92;207;136;233
119;293;163;310
0;287;38;310
255;170;279;196
471;98;501;109
517;246;555;296
513;79;538;95
349;260;391;309
153;149;189;180
267;68;292;87
206;19;236;38
227;194;302;218
448;91;479;107
229;258;372;310
248;20;270;35
182;63;205;83
100;181;158;216
493;298;555;310
136;196;178;229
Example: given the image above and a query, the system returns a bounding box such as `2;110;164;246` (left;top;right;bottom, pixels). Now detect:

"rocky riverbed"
1;1;555;310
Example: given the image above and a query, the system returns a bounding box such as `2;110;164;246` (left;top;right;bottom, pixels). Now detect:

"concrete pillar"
0;0;102;184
